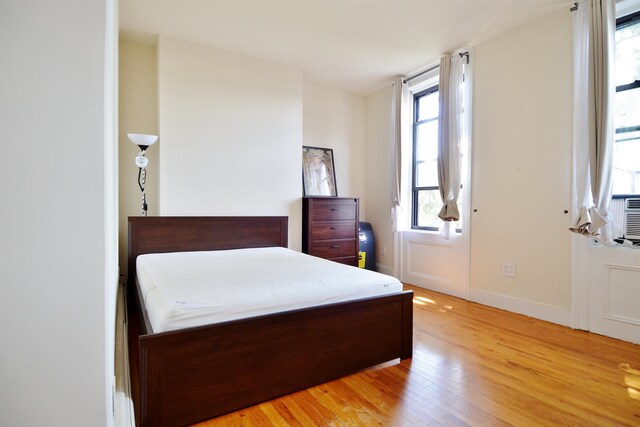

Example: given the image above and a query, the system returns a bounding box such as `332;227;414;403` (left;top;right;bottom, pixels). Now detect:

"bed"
127;216;413;427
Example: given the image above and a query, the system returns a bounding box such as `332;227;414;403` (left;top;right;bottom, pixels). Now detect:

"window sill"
592;239;640;251
402;229;457;247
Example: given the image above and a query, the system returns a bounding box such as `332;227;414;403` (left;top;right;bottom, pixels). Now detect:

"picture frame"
302;146;338;197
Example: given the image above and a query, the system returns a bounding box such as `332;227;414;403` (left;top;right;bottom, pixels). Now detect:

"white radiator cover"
625;198;640;240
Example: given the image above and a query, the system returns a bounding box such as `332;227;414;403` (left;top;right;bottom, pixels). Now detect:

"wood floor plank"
194;285;640;426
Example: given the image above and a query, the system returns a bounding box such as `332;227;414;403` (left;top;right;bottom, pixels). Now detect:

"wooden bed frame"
127;216;413;427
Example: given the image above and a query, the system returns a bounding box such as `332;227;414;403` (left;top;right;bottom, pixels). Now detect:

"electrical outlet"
502;263;516;277
382;246;387;256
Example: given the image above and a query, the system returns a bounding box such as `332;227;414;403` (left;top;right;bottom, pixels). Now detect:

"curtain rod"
570;2;578;12
403;64;438;84
403;52;469;84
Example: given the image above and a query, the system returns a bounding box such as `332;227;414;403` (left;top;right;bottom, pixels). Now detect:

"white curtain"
570;0;616;243
437;54;465;239
390;78;402;232
390;78;410;232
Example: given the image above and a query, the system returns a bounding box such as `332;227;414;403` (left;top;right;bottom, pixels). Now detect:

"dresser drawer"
309;239;356;259
311;199;357;221
311;221;356;240
302;197;359;264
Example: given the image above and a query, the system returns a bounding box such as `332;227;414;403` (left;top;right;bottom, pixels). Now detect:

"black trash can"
358;222;376;271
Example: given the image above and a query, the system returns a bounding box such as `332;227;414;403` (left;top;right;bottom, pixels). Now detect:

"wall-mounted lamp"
127;133;158;216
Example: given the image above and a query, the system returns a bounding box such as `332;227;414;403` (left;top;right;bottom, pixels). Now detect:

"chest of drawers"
302;197;359;266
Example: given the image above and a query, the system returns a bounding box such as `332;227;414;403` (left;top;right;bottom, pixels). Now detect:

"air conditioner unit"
624;198;640;240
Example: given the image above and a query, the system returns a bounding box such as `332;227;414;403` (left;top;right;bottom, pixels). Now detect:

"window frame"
613;9;640;197
411;84;440;231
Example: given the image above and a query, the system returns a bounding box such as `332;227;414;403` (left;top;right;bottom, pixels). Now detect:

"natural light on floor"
620;363;640;400
412;296;455;314
413;296;436;305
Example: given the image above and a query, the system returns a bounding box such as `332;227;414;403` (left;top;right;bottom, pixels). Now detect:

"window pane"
615;18;640;86
417;90;439;121
416;189;441;229
415;189;464;231
613;130;640;194
614;15;640;196
615;86;640;129
415;120;439;187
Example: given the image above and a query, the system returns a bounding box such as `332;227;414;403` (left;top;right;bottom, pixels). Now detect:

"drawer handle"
331;245;340;248
330;208;339;211
330;226;338;229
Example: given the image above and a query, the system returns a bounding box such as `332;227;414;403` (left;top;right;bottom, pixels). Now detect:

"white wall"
0;1;117;426
469;9;573;321
119;40;159;271
118;37;370;258
157;36;304;248
303;83;366;218
364;86;395;274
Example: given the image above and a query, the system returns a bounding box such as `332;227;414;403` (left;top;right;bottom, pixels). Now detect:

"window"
412;86;440;230
614;10;640;197
410;85;463;231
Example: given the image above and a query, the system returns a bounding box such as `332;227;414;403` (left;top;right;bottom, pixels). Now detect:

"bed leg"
401;291;413;359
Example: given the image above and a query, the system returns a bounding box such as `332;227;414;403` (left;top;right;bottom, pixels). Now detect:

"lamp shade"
127;133;158;148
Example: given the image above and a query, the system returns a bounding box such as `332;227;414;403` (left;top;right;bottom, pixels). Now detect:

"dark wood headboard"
127;216;288;282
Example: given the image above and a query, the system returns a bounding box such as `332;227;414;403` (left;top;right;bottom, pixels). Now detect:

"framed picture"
302;146;337;197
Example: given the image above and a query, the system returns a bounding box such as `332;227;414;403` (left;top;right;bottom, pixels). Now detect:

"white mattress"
136;247;403;333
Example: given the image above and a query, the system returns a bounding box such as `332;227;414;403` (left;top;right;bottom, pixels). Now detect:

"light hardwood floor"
195;285;640;426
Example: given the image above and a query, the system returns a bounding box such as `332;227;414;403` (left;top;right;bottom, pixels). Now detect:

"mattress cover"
136;246;403;333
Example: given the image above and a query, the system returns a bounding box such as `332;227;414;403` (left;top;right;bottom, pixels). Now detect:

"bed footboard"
132;290;413;427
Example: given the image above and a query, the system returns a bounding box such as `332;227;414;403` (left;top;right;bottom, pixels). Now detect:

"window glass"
416;189;441;228
613;130;640;195
415;188;464;231
417;91;439;121
615;17;640;86
615;86;640;129
614;13;640;196
415;121;439;187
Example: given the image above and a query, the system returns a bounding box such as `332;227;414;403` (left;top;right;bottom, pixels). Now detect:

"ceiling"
119;0;569;95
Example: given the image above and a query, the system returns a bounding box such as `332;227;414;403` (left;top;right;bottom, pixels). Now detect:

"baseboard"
468;288;573;328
